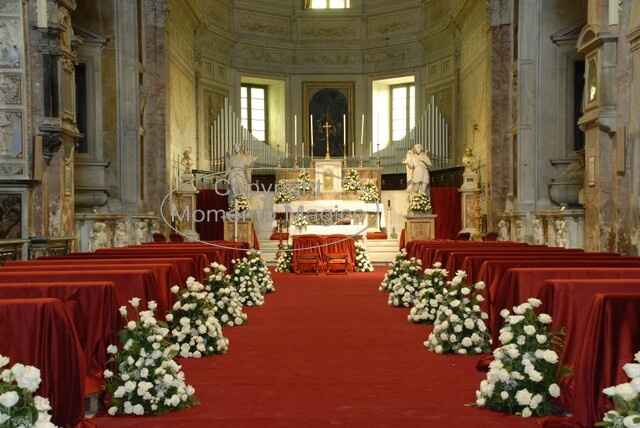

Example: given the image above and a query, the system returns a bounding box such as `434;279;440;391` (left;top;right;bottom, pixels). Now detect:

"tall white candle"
310;115;314;157
343;114;346;156
294;115;297;146
360;114;365;146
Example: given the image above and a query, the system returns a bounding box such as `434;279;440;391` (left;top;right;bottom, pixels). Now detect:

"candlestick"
310;115;314;159
343;114;347;161
294;115;297;147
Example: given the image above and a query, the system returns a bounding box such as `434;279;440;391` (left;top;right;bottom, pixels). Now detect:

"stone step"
259;239;399;265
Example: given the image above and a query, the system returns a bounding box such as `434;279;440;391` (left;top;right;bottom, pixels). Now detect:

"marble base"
405;214;437;242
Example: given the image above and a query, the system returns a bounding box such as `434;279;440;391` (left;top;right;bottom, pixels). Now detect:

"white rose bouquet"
408;262;449;323
230;194;249;213
166;276;230;358
297;170;312;194
0;356;56;428
359;183;380;203
104;299;196;416
275;244;293;273
386;258;425;307
274;181;296;204
425;271;491;355
230;250;275;306
599;350;640;427
342;169;361;193
291;213;309;229
474;299;566;418
380;249;412;292
204;263;247;327
354;240;374;272
409;192;432;213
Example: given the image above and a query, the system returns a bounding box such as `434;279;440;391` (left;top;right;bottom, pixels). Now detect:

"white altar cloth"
289;225;370;236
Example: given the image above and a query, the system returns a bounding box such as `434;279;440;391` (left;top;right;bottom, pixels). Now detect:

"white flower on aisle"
204;262;248;327
274;244;293;273
409;262;449;323
166;276;230;357
379;249;422;293
230;250;275;307
0;355;56;427
599;348;640;427
354;240;374;272
104;300;196;416
424;271;491;355
474;299;566;418
386;256;425;308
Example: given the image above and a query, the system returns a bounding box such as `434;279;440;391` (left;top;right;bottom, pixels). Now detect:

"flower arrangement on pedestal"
359;182;380;203
598;350;640;427
408;262;449;323
342;169;361;193
425;271;491;355
297;170;312;194
166;277;230;358
409;192;432;214
354;240;374;272
291;213;309;229
104;299;196;416
474;299;565;418
229;250;274;306
387;258;424;308
274;180;296;204
204;263;247;327
275;244;293;273
230;194;249;213
0;356;56;428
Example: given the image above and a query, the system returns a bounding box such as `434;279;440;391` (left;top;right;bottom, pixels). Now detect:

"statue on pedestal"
178;147;197;192
226;143;256;202
403;144;432;195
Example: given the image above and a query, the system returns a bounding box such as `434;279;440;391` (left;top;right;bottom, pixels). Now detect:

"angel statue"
403;144;432;195
225;142;256;201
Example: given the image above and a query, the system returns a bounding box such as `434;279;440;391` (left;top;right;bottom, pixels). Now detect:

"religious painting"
0;193;21;239
303;82;354;159
0;110;22;157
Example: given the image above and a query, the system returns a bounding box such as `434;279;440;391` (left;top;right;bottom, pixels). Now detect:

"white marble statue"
134;220;149;245
90;222;110;251
497;219;510;241
514;219;526;243
226;143;256;200
113;221;129;247
403;144;432;194
533;218;545;245
181;147;194;175
555;218;568;248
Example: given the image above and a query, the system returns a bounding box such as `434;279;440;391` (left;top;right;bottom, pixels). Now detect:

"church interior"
1;0;640;427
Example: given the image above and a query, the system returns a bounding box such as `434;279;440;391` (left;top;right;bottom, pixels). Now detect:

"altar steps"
259;239;399;265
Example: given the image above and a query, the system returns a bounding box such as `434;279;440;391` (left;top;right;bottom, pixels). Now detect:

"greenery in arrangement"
230;194;249;213
297;170;312;194
474;299;566;418
203;262;248;327
291;213;309;229
165;277;230;358
597;351;640;427
409;192;432;213
342;169;362;192
275;244;293;273
354;240;374;272
380;249;411;292
386;256;425;308
0;356;56;428
229;250;275;307
104;299;196;416
274;180;297;204
359;182;380;203
424;271;491;355
408;262;449;323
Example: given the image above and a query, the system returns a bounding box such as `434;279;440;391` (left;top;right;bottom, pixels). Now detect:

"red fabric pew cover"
406;241;528;266
0;270;157;312
0;298;86;427
443;249;591;274
0;263;179;315
489;267;640;344
0;281;119;381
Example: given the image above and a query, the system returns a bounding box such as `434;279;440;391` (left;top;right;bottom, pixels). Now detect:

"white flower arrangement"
354;240;374;272
204;263;248;327
386;258;425;307
409;192;432;213
358;182;380;203
275;244;293;273
291;213;309;229
297;170;312;194
166;276;230;358
408;262;449;323
0;356;56;428
230;194;249;213
380;249;417;292
425;271;491;355
274;180;296;204
230;250;275;306
104;299;196;416
599;350;640;427
475;299;566;418
342;169;361;193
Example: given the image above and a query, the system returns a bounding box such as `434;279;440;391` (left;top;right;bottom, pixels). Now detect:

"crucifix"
321;117;333;159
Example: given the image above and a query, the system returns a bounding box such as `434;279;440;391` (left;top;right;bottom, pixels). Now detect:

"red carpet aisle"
93;269;538;428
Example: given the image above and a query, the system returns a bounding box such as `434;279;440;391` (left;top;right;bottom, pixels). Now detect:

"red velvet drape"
196;190;228;241
431;187;461;239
